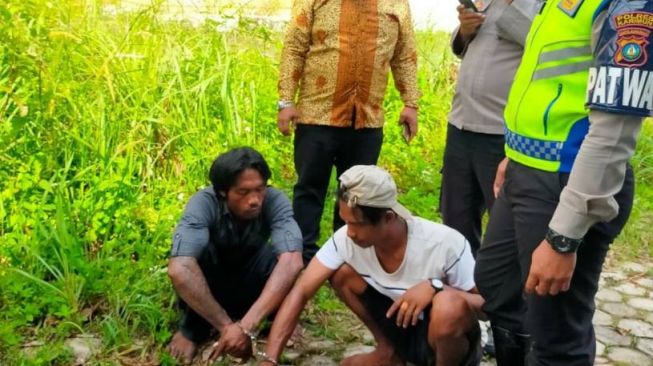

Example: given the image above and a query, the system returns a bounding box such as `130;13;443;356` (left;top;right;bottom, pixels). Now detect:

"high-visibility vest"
504;0;604;172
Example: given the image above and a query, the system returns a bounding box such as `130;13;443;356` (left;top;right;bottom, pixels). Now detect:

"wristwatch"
277;100;294;111
430;278;444;293
545;228;583;253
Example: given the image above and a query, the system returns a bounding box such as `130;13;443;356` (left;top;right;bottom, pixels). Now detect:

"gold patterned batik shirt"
278;0;421;129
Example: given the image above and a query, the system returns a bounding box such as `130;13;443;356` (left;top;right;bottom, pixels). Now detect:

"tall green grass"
0;0;651;364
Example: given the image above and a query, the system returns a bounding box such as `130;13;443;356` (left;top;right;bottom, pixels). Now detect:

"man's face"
338;200;386;248
224;168;266;221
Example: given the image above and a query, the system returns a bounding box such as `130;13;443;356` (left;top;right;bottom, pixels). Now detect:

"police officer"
474;0;653;365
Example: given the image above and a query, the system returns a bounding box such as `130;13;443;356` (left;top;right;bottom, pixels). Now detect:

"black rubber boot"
491;325;532;366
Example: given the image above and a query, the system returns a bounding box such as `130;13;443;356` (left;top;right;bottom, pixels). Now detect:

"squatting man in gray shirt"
167;147;303;363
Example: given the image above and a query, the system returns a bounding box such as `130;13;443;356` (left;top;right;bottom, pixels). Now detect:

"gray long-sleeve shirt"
171;187;303;264
449;0;539;135
548;9;648;240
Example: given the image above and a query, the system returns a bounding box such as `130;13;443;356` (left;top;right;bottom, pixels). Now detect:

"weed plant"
0;0;651;364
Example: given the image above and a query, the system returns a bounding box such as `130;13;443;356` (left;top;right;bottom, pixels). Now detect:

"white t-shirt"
316;217;476;301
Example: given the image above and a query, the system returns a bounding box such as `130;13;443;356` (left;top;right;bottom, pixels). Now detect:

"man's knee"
329;264;366;296
429;291;474;340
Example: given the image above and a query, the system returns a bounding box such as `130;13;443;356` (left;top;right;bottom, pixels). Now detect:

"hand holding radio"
457;1;485;40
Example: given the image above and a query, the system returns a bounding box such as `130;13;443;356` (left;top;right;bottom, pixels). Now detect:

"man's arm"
239;189;304;332
451;5;485;57
169;192;233;332
168;256;233;332
525;2;651;296
261;258;336;364
390;2;421;110
239;251;303;333
277;0;315;135
277;0;314;103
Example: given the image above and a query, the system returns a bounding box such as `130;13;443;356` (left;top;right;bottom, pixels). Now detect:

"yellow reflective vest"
504;0;604;172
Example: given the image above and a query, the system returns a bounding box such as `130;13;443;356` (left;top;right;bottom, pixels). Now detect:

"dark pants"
178;245;277;343
293;124;383;263
361;286;482;366
440;124;505;256
475;161;634;366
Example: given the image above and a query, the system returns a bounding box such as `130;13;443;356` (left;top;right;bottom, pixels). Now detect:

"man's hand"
277;106;300;136
457;5;485;41
525;240;577;296
399;107;418;143
493;157;509;198
386;280;435;328
208;323;252;361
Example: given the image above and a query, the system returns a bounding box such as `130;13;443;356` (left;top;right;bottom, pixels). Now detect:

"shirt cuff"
548;203;595;240
450;26;467;58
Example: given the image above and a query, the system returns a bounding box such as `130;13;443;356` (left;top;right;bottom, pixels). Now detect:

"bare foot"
340;347;405;366
168;331;197;364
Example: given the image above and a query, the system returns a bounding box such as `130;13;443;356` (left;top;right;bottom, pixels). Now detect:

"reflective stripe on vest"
505;129;564;162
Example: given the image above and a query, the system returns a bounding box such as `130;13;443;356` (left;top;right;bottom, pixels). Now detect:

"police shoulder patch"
558;0;585;17
586;0;653;117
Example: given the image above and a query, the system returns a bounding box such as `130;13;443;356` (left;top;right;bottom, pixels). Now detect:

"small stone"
593;309;613;326
595;326;632;346
636;277;653;289
596;289;622;302
647;313;653;324
614;283;647;296
306;340;337;352
637;338;653;357
596;340;606;356
65;335;101;365
21;340;45;359
282;350;302;362
593;356;611;365
618;318;653;338
607;347;652;366
300;355;337;366
622;262;648;273
358;329;374;344
342;344;376;359
628;297;653;312
601;302;638;317
602;272;627;281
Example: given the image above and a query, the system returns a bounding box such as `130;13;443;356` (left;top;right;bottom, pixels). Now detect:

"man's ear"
384;210;396;223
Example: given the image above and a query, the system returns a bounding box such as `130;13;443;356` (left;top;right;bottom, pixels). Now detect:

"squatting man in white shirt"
253;165;486;366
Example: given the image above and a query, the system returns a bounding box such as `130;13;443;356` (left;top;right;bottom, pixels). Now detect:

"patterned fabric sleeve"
278;0;315;102
390;2;421;109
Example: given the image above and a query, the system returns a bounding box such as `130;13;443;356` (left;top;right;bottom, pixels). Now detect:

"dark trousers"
293;124;383;263
361;286;483;366
474;161;634;366
440;124;505;256
178;245;277;343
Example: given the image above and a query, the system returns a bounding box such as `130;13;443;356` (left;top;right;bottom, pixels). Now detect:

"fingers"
208;340;224;361
390;301;420;328
524;273;538;295
411;304;423;326
277;120;290;136
395;301;410;327
401;304;417;328
386;299;401;319
525;273;572;296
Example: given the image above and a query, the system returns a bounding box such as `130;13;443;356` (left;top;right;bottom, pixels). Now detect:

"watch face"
431;278;444;291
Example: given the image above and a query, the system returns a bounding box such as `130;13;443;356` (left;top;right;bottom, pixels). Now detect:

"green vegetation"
0;0;651;364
